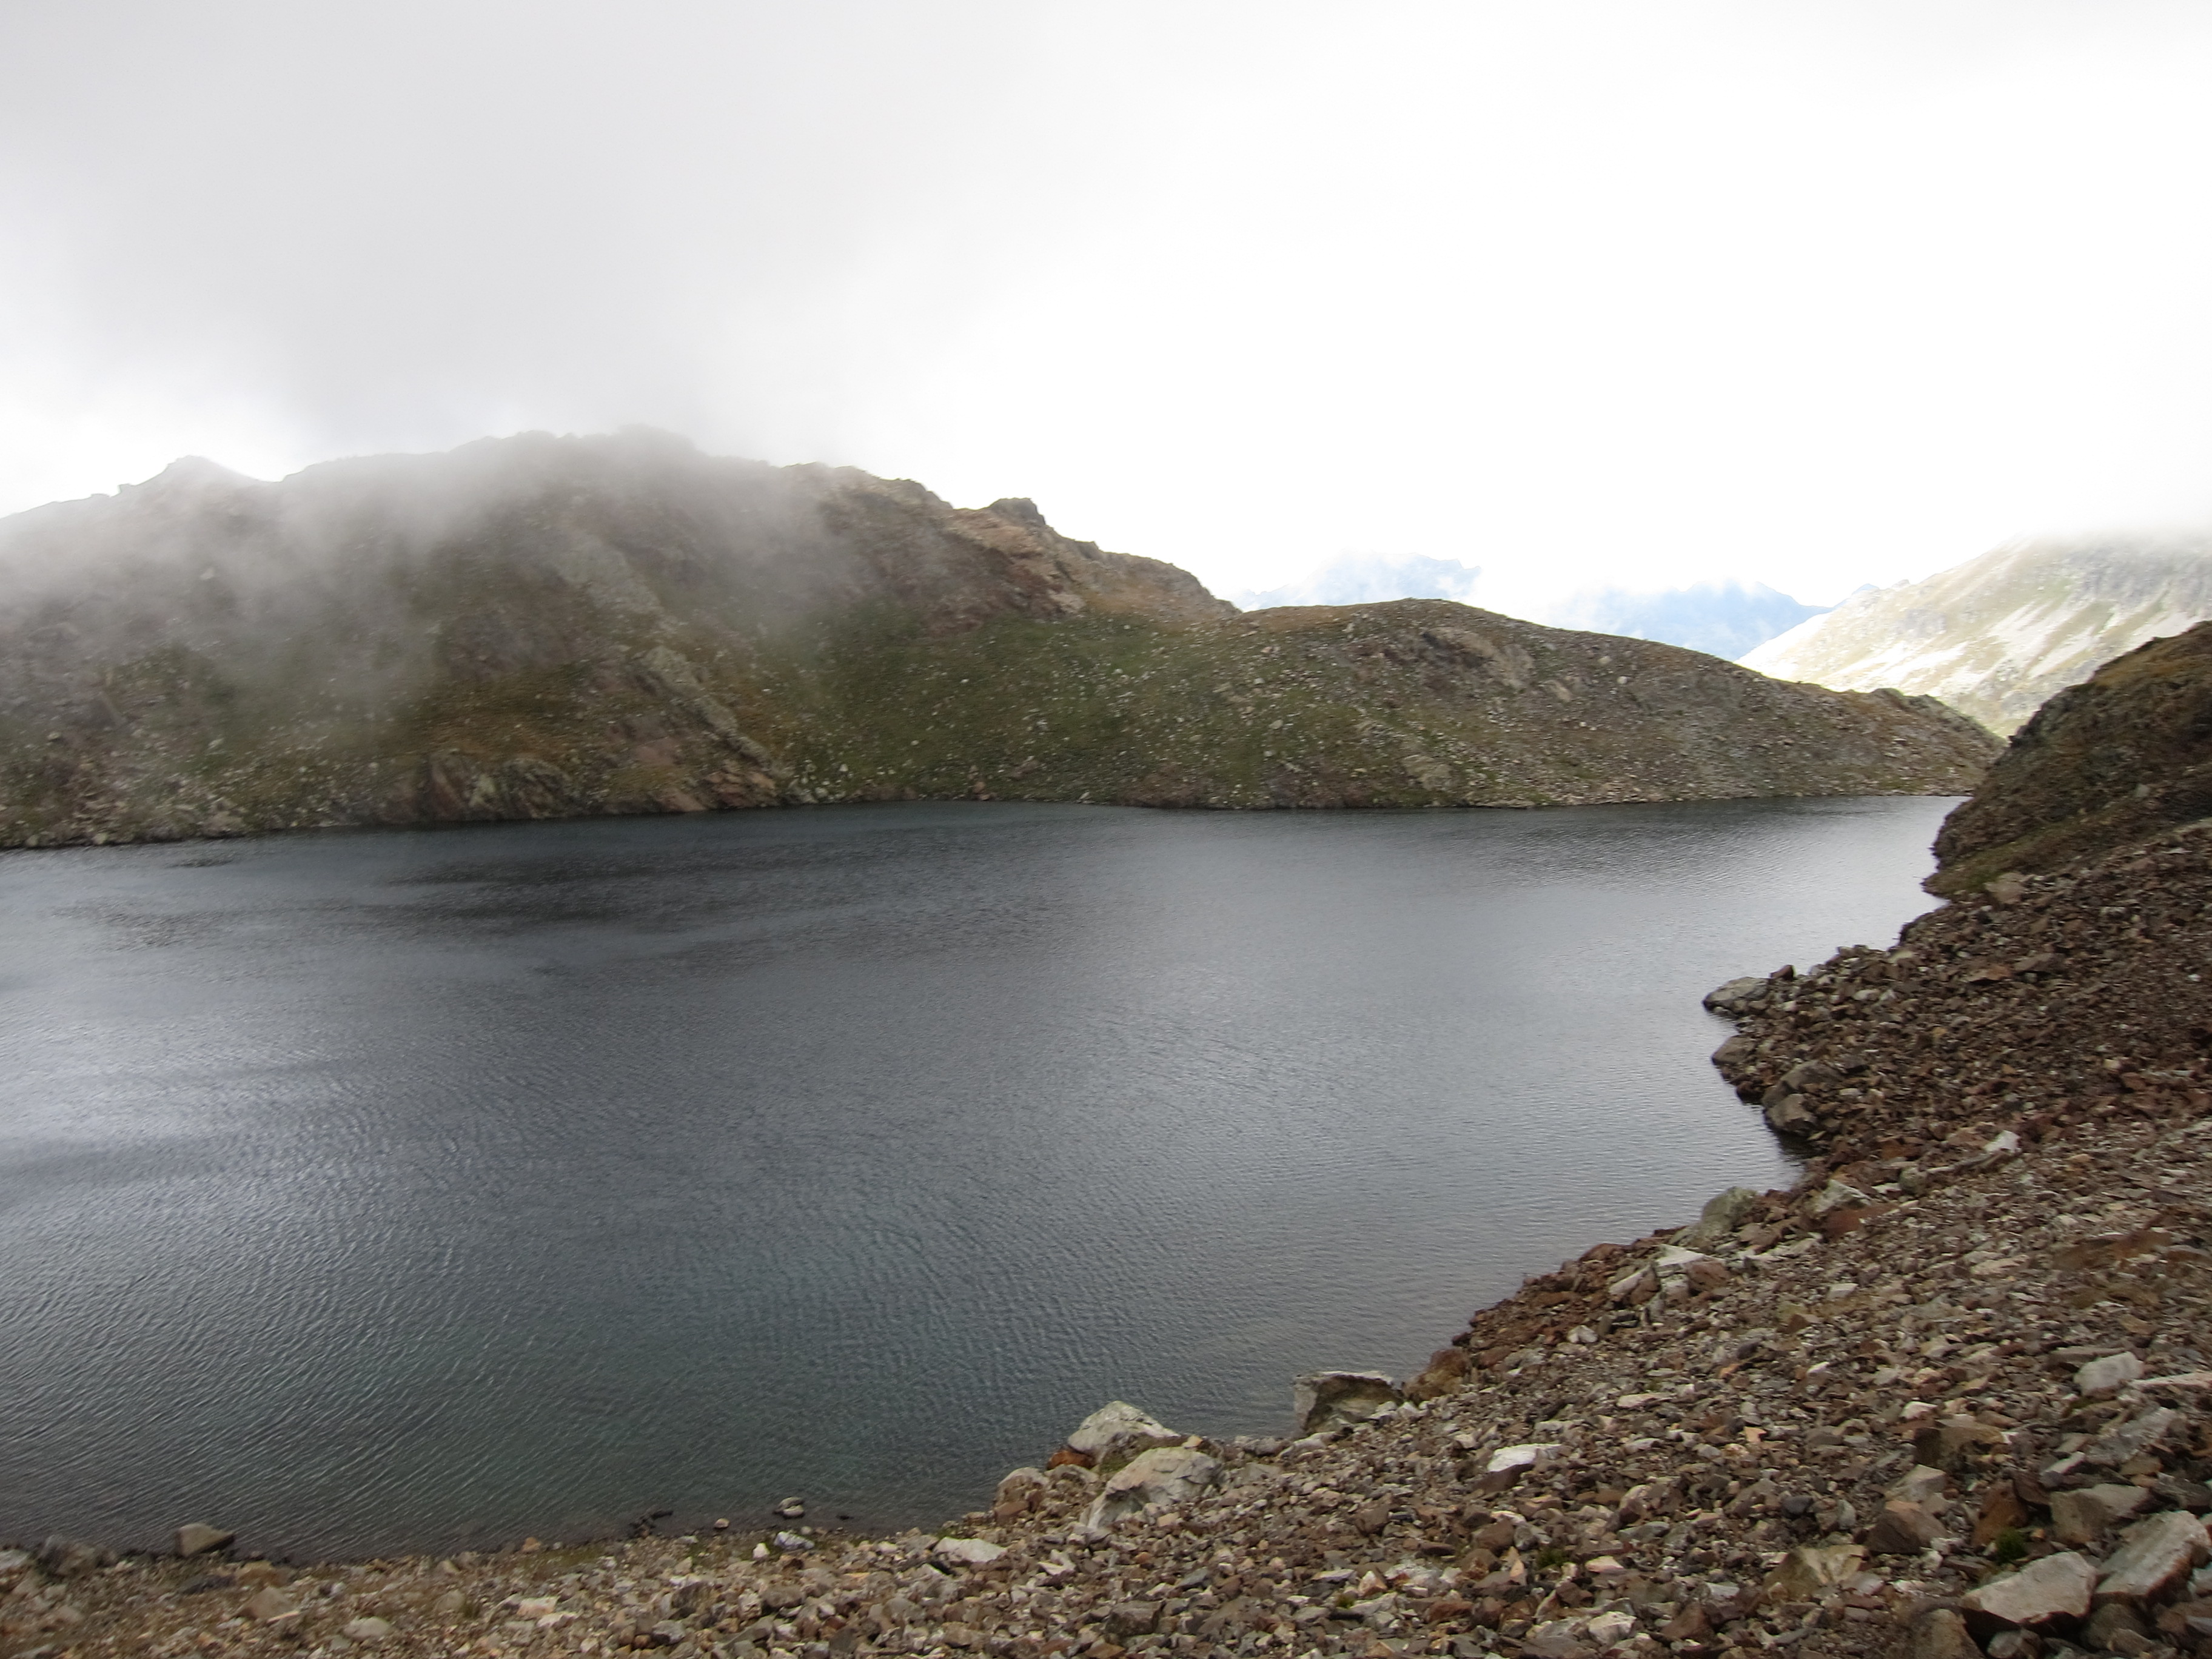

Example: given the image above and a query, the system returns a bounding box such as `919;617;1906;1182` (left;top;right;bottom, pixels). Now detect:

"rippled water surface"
0;798;1953;1557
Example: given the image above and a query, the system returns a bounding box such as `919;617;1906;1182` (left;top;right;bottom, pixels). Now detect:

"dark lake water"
0;797;1954;1560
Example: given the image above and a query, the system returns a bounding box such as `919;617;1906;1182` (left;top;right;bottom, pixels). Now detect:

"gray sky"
5;1;2212;609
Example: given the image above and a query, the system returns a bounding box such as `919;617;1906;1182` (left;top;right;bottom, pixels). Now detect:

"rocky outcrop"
0;432;1997;850
1742;535;2212;736
1703;823;2212;1158
1928;620;2212;897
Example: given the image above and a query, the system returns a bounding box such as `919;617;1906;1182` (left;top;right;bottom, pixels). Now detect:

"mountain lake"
0;796;1954;1558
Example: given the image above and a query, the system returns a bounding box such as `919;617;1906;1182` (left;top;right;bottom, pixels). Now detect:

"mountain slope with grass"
0;432;1997;850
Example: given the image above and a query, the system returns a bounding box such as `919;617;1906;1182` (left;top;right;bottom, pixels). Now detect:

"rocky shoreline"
10;820;2212;1659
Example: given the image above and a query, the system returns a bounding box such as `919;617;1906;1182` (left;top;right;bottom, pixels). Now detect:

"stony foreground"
10;836;2212;1659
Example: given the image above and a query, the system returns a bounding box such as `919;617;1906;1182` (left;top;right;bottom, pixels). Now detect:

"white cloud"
5;1;2212;603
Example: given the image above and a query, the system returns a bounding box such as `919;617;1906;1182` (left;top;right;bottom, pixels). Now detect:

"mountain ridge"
0;432;1996;849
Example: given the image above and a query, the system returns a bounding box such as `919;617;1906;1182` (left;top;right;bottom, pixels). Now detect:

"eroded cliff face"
1928;621;2212;898
0;432;1997;850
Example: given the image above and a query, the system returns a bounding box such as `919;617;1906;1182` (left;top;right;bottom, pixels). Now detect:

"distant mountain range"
1234;559;1826;660
0;432;1995;848
1530;580;1830;661
1742;537;2212;736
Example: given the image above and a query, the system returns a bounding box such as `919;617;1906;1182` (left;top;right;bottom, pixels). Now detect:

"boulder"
1962;1551;2097;1627
2095;1510;2211;1603
1906;1607;1982;1659
1866;1500;1946;1555
343;1616;397;1643
2049;1484;2151;1544
1915;1415;2006;1470
1781;1059;1845;1091
1652;1245;1724;1301
1889;1466;1952;1506
993;1466;1049;1518
1292;1370;1401;1435
2085;1407;2179;1467
1083;1445;1222;1531
1484;1442;1563;1477
1765;1543;1864;1600
1676;1186;1762;1250
1703;976;1769;1014
1103;1601;1161;1638
244;1586;301;1622
2082;1603;2150;1651
1806;1178;1871;1216
1584;1608;1635;1646
1522;1617;1593;1658
1765;1094;1814;1131
174;1523;233;1557
934;1538;1009;1567
34;1537;113;1578
2075;1352;2145;1397
1065;1401;1184;1466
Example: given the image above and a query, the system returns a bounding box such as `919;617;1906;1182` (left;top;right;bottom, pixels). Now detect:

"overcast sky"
5;1;2212;609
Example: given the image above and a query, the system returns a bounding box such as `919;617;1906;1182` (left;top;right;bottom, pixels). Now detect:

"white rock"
2085;1406;2179;1466
1083;1445;1224;1531
1585;1608;1637;1646
2095;1510;2211;1603
2074;1352;2144;1396
1962;1552;2097;1626
342;1617;396;1643
934;1537;1008;1566
1066;1401;1182;1460
1485;1442;1563;1475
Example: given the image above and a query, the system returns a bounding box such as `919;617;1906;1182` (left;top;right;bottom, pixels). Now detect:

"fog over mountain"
1743;537;2212;736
